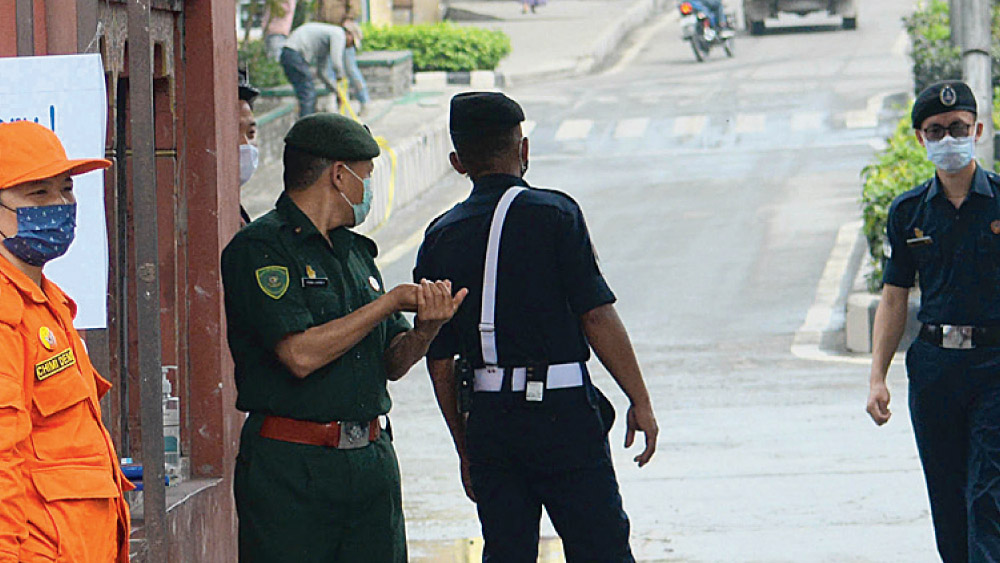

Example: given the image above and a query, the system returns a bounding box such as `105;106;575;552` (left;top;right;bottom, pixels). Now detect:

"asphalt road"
376;2;940;560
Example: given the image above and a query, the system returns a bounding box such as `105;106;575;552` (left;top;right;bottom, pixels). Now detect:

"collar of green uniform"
275;192;358;260
926;164;994;202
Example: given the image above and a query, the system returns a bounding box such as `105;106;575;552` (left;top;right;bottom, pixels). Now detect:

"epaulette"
355;233;379;258
0;279;24;327
894;178;934;204
985;170;1000;187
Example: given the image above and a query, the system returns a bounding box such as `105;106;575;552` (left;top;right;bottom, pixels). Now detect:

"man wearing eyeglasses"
866;80;1000;561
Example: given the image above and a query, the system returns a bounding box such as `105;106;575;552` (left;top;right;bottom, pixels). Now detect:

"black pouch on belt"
525;362;548;404
456;357;474;414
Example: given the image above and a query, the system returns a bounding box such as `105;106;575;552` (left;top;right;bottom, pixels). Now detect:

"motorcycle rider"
690;0;726;31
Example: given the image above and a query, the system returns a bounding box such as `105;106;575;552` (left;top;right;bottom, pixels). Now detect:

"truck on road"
743;0;857;35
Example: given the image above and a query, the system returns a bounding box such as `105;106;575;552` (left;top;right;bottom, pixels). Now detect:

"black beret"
284;113;380;161
450;92;524;135
238;68;260;104
912;80;977;129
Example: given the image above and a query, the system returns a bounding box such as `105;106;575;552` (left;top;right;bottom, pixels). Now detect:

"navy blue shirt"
413;174;615;366
883;165;1000;325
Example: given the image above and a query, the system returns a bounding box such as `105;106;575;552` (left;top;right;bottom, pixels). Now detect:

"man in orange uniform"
0;121;132;562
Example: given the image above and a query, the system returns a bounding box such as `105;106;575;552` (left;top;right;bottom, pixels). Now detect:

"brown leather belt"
259;415;380;449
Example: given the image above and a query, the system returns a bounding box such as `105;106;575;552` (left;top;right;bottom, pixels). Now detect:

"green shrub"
362;23;511;72
238;39;288;88
860;113;936;291
904;0;1000;94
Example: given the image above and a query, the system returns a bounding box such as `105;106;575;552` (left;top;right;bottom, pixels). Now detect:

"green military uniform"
221;114;411;563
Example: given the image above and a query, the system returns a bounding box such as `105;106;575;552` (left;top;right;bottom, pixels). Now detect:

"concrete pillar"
960;0;994;167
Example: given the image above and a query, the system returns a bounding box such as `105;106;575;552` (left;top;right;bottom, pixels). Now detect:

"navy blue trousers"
465;383;634;563
907;339;1000;562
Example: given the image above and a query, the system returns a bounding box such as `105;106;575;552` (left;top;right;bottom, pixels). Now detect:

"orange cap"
0;121;112;190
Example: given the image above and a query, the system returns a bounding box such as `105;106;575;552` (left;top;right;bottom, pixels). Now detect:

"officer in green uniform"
221;113;467;563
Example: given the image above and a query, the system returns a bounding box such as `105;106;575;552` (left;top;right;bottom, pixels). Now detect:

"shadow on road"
751;23;849;36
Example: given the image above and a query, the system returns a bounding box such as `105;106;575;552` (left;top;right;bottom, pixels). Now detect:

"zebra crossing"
521;108;879;149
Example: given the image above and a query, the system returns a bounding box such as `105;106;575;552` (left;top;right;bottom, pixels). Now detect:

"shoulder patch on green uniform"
255;266;290;300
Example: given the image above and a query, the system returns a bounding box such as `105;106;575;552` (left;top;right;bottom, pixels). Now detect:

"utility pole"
959;0;994;167
950;1;963;48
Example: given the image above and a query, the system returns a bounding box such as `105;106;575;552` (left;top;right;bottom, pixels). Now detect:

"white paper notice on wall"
0;54;109;329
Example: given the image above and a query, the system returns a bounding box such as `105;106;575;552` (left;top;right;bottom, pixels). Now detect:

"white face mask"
926;135;976;173
239;144;259;186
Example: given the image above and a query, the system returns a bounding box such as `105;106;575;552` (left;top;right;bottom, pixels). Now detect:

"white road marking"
791;112;824;131
555;119;593;140
734;113;766;134
522;120;537;138
845;110;878;129
672;115;707;136
846;91;892;129
614;118;649;139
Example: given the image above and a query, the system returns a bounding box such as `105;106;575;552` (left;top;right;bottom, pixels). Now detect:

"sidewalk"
240;0;666;243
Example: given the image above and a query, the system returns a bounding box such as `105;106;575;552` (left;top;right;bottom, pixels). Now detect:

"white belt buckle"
942;325;974;349
339;421;369;449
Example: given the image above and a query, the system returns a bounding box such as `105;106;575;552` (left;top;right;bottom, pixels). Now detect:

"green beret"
450;92;524;136
284;113;380;161
912;80;977;129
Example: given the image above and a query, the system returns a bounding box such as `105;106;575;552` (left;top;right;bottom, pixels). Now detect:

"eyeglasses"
922;121;974;142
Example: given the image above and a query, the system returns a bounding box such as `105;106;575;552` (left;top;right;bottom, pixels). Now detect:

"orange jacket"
0;257;132;562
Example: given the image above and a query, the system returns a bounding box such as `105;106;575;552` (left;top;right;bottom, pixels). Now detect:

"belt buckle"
942;325;973;349
339;421;369;449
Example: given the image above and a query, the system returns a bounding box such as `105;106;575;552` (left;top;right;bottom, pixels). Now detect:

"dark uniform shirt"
221;192;410;422
884;165;1000;325
413;174;615;367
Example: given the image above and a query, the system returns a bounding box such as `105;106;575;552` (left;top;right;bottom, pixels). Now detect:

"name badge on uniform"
301;264;329;288
906;227;932;247
906;236;933;247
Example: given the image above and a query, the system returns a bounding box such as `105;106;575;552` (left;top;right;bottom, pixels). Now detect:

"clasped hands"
390;279;468;335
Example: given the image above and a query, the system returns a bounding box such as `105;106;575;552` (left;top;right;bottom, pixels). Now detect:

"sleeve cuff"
257;311;314;350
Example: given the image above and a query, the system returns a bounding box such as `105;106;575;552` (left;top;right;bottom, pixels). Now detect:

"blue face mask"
926;135;976;172
341;165;373;226
0;201;77;266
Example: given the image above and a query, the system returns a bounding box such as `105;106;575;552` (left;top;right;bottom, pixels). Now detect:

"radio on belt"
525;364;547;402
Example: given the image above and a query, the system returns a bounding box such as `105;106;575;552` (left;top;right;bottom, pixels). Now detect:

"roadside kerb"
572;0;667;77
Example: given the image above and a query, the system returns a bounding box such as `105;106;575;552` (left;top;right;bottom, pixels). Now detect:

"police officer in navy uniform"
415;92;659;562
867;80;1000;561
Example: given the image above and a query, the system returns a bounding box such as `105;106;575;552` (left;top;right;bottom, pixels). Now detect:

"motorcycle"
678;1;735;62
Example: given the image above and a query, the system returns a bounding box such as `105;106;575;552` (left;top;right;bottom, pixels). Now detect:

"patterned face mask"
0;202;77;266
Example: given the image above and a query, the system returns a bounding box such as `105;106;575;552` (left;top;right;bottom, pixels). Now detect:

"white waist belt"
473;362;584;392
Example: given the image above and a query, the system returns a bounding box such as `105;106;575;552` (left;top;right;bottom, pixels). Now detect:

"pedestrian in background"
521;0;546;14
867;80;1000;561
238;67;260;226
314;0;372;116
0;121;133;562
415;92;658;561
280;22;348;117
263;0;298;60
222;113;466;562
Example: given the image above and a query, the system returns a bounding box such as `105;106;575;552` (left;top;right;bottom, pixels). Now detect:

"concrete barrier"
360;114;452;236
